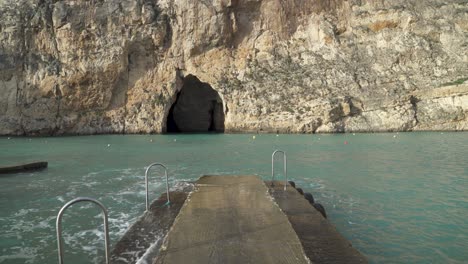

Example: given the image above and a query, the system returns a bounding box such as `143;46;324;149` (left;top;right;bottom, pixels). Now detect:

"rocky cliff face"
0;0;467;135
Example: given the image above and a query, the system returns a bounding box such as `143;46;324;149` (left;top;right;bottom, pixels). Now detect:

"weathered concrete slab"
111;186;193;264
154;175;309;264
0;161;47;174
267;181;367;264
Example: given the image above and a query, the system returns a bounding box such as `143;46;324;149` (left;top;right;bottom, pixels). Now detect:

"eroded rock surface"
0;0;467;135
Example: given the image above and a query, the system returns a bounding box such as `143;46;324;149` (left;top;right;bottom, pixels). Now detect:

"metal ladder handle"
271;150;288;191
56;197;110;264
145;163;170;211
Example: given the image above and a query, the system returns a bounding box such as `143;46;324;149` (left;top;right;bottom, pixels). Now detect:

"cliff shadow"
166;75;224;133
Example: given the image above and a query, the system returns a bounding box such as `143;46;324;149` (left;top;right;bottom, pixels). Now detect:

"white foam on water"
135;235;164;264
11;219;38;233
63;227;105;247
36;216;55;229
0;246;38;264
118;190;143;196
108;212;138;238
82;245;96;251
171;181;194;191
83;181;99;188
2;169;193;263
13;208;39;217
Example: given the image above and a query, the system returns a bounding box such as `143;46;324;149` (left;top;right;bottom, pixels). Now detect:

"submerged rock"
0;0;467;135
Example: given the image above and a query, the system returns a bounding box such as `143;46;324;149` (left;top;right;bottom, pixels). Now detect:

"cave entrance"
166;75;224;133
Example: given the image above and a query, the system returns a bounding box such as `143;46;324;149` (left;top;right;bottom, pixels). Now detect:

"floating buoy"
353;133;356;136
276;134;279;137
107;144;111;147
393;135;397;138
7;137;11;140
288;181;296;188
296;187;304;195
304;192;315;204
174;139;177;142
252;135;256;139
344;141;349;145
150;139;153;142
313;203;327;218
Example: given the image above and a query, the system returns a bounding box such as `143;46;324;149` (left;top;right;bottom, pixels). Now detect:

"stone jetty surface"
154;175;310;263
112;175;367;263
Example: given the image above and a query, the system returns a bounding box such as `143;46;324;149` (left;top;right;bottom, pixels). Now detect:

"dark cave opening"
166;75;224;133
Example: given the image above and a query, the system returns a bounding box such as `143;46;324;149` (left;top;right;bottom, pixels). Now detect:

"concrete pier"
154;175;309;264
112;175;367;263
0;161;47;174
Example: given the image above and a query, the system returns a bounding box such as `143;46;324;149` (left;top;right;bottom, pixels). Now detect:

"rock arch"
166;75;224;133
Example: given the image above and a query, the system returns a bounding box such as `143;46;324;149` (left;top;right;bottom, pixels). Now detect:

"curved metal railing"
56;197;110;264
145;163;170;211
271;150;288;191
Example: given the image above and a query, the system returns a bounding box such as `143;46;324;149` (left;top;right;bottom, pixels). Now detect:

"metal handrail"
56;197;110;264
145;163;170;211
271;150;288;191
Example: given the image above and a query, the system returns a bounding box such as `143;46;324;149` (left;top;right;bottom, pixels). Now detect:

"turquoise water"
0;133;467;263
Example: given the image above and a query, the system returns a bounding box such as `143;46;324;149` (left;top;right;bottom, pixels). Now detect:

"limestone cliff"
0;0;467;135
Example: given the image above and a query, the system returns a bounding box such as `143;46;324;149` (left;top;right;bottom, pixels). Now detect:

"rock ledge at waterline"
1;0;467;135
